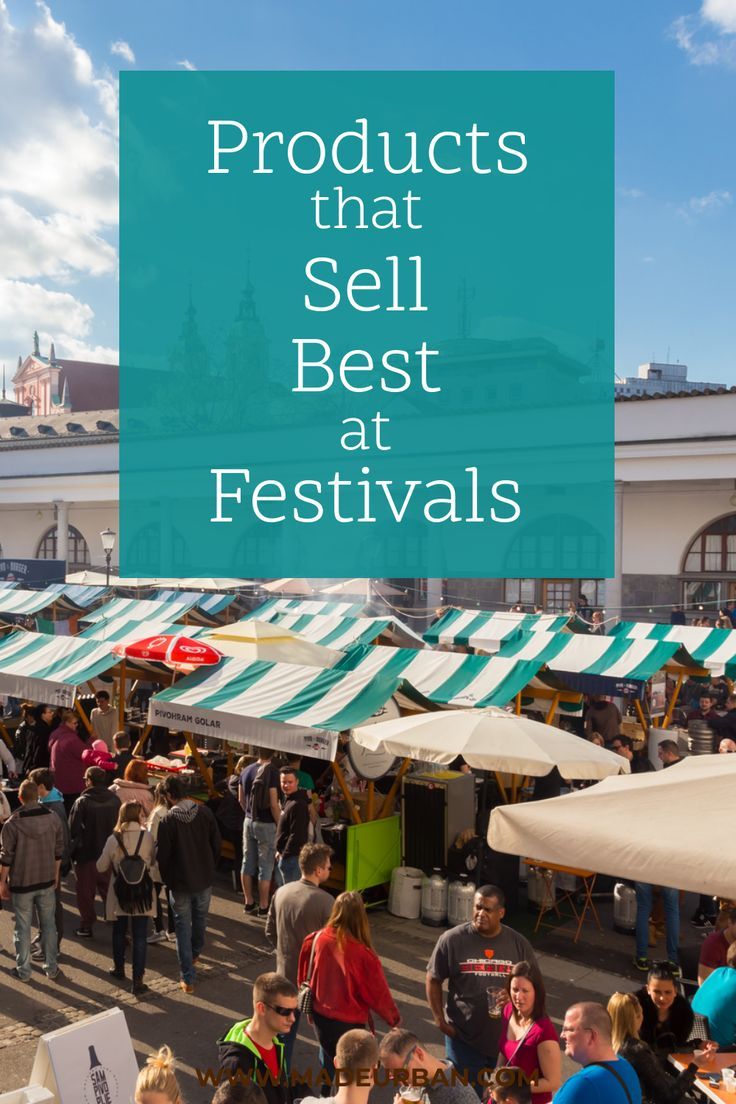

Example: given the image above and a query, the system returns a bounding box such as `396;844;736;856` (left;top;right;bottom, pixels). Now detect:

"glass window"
36;525;91;569
683;580;721;609
683;516;736;574
504;579;535;605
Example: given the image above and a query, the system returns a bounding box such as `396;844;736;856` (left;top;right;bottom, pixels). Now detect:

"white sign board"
29;1007;139;1104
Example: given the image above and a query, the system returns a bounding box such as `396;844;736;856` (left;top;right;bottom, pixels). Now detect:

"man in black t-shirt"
238;748;281;917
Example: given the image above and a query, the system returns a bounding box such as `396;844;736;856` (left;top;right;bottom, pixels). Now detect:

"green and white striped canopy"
497;630;689;696
424;608;570;652
80;617;183;645
41;583;110;610
245;610;424;650
0;630;117;707
248;597;366;619
335;645;546;709
153;590;237;619
609;621;735;677
149;657;402;759
80;596;198;624
0;587;72;618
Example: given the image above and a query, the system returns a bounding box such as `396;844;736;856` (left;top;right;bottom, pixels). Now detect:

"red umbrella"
113;633;223;670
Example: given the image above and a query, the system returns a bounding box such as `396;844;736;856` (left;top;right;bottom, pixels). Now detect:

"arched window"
681;513;736;611
36;525;91;568
126;523;188;574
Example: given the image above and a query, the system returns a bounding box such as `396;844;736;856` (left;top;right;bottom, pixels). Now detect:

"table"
670;1052;736;1103
525;857;601;943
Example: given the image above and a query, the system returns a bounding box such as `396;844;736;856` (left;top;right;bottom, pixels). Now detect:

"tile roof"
0;409;118;450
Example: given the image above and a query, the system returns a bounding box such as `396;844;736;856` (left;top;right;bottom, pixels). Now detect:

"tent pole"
377;757;411;819
633;697;649;740
75;697;93;738
494;771;509;803
331;759;361;824
662;672;684;729
118;659;127;728
544;693;560;726
132;724;150;757
184;731;216;796
515;692;522;716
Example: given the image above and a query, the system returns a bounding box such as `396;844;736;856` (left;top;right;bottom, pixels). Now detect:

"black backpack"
249;762;273;819
113;832;153;914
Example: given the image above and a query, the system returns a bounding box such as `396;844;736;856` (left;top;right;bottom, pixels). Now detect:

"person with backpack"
96;799;156;996
238;748;281;918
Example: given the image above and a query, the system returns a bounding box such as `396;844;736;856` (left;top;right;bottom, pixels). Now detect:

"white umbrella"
321;578;407;598
351;707;628;779
66;570;112;585
261;578;315;595
488;754;736;897
160;577;255;591
200;619;343;667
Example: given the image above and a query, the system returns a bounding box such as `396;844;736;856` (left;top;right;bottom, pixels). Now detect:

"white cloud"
0;1;118;364
670;6;736;66
618;186;645;199
642;256;655;263
177;58;197;70
0;197;117;282
703;0;736;33
680;189;733;216
111;39;135;65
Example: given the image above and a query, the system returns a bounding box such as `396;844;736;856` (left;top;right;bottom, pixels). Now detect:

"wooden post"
494;772;509;803
75;698;93;738
662;671;684;729
544;692;561;726
118;659;127;728
365;781;375;821
377;757;412;819
633;697;649;740
132;724;151;757
184;732;217;796
332;759;361;824
515;692;522;716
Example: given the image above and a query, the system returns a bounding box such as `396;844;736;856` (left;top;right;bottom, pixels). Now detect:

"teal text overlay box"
120;71;614;578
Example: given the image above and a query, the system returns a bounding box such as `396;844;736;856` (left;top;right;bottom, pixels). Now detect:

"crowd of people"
119;879;734;1104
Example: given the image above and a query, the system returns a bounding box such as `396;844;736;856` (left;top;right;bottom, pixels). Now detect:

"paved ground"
0;871;707;1102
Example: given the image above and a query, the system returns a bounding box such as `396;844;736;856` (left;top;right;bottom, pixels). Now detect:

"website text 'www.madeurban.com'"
195;1066;537;1090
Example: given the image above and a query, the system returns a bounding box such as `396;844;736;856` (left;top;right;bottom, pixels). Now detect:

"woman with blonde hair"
607;991;698;1103
134;1045;184;1103
297;890;400;1083
97;800;156;995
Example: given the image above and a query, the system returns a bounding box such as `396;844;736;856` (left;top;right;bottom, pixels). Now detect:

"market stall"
489;753;736;897
423;607;572;652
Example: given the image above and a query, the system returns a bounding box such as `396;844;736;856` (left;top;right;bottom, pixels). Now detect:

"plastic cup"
487;986;506;1019
722;1069;736;1094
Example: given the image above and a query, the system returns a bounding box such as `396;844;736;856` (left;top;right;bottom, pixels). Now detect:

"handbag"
297;930;321;1014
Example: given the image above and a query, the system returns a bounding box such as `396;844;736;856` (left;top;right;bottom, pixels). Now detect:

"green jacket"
216;1018;290;1104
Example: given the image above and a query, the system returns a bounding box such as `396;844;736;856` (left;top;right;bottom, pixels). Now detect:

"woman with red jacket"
297;890;400;1083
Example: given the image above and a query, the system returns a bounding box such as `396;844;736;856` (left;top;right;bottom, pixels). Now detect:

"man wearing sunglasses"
217;972;297;1104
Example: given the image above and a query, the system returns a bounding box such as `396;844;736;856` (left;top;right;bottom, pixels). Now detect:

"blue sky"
1;0;734;382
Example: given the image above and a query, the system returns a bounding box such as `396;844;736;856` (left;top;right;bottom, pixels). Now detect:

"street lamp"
100;528;116;586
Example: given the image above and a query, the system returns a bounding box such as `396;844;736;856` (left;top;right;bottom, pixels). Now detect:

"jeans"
242;817;276;882
311;1011;366;1085
113;915;148;977
277;854;301;886
75;861;110;929
13;886;58;978
280;1008;302;1071
153;882;175;934
444;1033;492;1101
635;882;680;963
169;887;212;985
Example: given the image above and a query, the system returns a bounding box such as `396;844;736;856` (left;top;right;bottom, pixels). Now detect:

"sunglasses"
263;1002;297;1018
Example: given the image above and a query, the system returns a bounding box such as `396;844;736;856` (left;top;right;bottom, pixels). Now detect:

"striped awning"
335;645;546;709
0;630;118;707
80;596;198;624
148;657;402;759
609;621;736;677
42;583;110;610
0;581;18;589
266;611;425;650
0;587;69;618
424;608;570;652
154;590;237;618
80;617;184;645
497;630;690;696
249;598;365;620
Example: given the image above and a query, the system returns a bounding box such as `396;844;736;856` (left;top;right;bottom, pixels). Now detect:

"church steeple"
49;341;56;364
33;330;40;357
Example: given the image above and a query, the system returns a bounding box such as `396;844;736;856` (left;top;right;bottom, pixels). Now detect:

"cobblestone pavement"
0;875;706;1102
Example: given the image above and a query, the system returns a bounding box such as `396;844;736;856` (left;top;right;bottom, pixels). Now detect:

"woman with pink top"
496;961;561;1102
